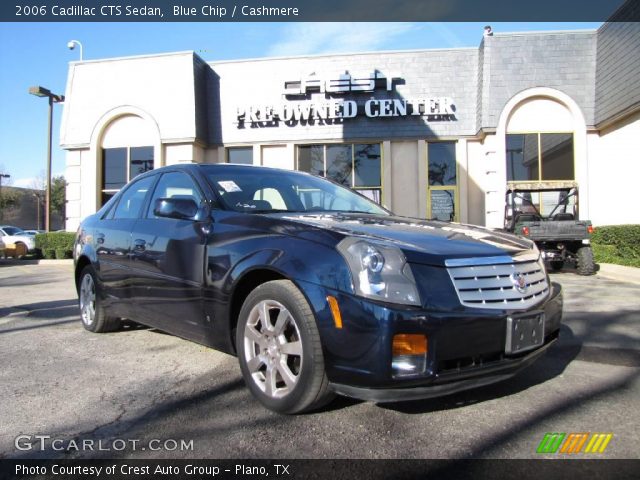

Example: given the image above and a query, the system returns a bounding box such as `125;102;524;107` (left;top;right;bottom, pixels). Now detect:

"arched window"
100;115;157;205
505;97;576;183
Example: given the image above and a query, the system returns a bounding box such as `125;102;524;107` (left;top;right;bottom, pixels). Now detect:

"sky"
0;21;601;189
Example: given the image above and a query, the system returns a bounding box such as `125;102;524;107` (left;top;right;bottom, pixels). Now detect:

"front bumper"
331;336;556;402
299;279;562;402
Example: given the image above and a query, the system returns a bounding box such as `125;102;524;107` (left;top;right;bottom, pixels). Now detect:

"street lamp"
29;86;65;232
32;192;42;230
67;40;83;61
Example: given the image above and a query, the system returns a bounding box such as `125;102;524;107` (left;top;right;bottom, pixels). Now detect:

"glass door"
427;142;458;222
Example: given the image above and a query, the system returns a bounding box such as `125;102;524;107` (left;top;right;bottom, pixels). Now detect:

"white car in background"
0;225;36;255
0;237;5;257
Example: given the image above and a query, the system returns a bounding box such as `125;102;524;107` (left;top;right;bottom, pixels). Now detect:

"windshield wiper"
247;209;306;214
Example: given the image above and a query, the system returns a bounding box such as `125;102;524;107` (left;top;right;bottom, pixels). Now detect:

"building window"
427;142;458;222
296;143;382;203
506;133;574;182
101;146;153;206
227;147;253;165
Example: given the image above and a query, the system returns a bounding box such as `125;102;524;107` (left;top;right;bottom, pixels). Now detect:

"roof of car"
149;162;309;176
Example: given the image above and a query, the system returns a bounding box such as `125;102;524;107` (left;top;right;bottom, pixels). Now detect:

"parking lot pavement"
0;262;638;460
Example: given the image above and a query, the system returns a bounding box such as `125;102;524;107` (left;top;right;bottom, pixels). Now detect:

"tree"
51;176;67;220
0;164;17;221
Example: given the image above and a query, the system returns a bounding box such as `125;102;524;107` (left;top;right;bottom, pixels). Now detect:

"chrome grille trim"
447;256;549;310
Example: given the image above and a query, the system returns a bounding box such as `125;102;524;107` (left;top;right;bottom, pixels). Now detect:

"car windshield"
507;188;577;220
204;167;389;215
2;226;24;235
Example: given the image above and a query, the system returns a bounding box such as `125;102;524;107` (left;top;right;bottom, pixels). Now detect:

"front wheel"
576;246;596;276
78;265;122;332
236;280;334;414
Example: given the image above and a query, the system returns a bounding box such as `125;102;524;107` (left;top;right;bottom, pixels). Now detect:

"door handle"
133;239;146;252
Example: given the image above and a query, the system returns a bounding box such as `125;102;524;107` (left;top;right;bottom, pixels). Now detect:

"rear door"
95;174;156;317
129;170;208;340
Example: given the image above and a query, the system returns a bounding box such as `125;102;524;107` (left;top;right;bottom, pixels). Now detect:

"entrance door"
427;142;458;222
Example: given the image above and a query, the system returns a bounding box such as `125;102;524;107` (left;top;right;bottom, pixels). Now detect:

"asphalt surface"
0;261;638;460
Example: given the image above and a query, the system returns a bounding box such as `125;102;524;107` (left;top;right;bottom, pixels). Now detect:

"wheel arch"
228;268;289;353
74;255;92;293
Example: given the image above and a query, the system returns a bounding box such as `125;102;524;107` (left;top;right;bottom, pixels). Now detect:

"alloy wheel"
79;273;96;326
243;300;303;399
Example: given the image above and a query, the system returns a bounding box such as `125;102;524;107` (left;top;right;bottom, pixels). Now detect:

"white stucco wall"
587;111;640;226
60;52;200;148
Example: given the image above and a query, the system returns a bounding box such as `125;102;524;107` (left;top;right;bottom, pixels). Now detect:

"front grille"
437;352;504;375
447;257;549;310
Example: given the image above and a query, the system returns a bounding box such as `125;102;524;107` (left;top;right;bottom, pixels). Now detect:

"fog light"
392;334;427;376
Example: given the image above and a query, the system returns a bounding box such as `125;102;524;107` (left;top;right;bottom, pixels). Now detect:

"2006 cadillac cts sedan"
74;164;562;413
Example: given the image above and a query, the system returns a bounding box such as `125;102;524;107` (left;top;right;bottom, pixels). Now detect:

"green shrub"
591;225;640;268
35;232;75;260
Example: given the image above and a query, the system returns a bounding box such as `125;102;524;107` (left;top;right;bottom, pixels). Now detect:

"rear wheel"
15;242;27;259
236;280;334;414
78;265;122;332
576;246;596;276
550;260;564;272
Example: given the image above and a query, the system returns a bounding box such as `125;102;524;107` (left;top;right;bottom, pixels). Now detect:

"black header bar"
3;459;640;480
2;0;639;22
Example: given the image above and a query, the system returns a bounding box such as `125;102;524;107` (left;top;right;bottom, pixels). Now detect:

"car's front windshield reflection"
205;167;389;215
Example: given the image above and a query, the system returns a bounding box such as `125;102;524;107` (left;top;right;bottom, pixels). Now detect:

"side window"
112;175;156;220
147;171;203;218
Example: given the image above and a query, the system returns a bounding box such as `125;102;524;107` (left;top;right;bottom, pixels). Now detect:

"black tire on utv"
576;246;596;276
550;260;564;272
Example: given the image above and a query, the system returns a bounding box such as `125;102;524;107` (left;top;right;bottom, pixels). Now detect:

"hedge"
35;232;75;260
591;225;640;268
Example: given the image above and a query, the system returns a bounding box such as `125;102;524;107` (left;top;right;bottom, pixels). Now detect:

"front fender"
223;237;352;296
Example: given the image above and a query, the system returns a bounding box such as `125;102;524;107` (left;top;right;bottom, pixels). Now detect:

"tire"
15;242;27;259
78;265;122;333
236;280;334;414
576;246;596;276
550;260;564;272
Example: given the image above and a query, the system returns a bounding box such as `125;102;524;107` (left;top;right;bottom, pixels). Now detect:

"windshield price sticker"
218;181;242;192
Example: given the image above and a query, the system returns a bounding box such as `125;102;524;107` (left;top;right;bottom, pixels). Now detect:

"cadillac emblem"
511;272;527;293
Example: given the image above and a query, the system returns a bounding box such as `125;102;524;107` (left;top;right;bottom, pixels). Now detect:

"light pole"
67;40;83;61
29;86;64;232
32;192;42;230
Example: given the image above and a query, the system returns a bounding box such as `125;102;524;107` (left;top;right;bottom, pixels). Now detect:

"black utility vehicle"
74;164;563;413
504;182;595;275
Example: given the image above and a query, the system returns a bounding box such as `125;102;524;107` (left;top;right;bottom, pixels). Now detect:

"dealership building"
60;13;639;231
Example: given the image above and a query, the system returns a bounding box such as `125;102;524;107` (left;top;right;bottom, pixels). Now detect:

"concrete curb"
597;263;640;285
0;259;73;266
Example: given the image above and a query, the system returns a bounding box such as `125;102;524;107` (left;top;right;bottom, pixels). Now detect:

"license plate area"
505;313;545;355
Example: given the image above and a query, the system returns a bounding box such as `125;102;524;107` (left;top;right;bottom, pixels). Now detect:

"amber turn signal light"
326;295;343;329
392;334;427;356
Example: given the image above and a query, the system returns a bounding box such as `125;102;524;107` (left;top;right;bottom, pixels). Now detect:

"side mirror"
154;197;198;220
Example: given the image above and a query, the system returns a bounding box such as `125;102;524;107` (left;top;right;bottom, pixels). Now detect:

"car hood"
271;213;535;267
4;234;34;244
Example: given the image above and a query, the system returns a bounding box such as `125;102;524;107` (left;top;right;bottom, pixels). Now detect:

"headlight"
337;237;421;306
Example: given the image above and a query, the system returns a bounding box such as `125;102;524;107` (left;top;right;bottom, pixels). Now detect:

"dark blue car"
74;164;562;413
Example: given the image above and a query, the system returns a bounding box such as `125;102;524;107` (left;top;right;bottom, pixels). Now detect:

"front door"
129;170;208;340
